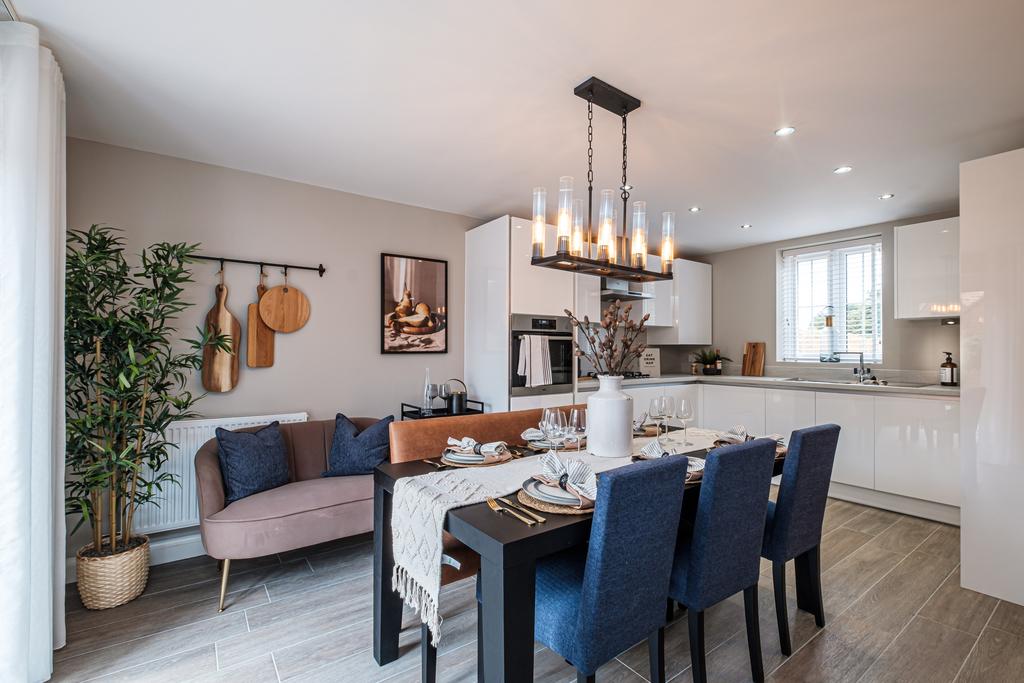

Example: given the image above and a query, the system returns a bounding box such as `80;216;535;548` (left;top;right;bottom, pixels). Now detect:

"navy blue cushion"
670;439;776;611
534;456;690;675
215;421;290;504
323;414;393;477
762;424;841;562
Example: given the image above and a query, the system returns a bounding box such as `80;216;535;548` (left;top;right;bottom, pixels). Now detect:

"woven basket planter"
76;535;150;610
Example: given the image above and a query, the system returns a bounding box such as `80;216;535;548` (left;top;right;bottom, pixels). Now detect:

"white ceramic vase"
586;375;633;458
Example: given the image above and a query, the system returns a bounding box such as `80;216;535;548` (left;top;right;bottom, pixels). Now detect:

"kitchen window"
777;235;883;363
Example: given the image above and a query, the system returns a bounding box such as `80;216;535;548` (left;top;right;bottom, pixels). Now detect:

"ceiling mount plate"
574;77;641;115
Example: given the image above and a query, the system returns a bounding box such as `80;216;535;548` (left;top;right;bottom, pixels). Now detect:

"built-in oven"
510;314;574;397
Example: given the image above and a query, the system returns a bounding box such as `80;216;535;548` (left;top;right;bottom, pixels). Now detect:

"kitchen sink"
781;377;928;388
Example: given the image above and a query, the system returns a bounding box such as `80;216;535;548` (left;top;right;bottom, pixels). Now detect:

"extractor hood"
601;277;653;301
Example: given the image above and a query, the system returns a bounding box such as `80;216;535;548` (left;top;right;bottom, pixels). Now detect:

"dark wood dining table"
373;447;787;682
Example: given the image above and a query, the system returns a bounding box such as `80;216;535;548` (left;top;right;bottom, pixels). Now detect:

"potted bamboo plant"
65;224;226;610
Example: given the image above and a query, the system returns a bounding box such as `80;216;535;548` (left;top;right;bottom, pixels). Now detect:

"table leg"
373;485;403;665
480;555;536;682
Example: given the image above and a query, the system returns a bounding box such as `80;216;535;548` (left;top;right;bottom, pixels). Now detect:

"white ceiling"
18;0;1024;253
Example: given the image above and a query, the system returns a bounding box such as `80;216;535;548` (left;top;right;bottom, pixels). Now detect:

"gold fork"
485;497;536;526
498;496;546;523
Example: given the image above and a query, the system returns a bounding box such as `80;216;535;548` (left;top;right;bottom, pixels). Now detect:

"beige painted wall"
704;212;960;374
67;139;478;421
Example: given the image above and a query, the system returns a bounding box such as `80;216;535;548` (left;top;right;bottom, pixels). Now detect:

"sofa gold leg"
218;559;231;612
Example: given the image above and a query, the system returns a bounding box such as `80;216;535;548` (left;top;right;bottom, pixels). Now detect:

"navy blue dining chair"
532;456;690;683
761;423;841;655
668;439;777;683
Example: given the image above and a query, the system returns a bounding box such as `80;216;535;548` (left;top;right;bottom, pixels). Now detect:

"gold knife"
485;497;535;526
498;496;546;523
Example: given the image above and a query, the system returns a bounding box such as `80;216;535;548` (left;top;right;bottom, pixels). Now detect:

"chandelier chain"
620;113;630;223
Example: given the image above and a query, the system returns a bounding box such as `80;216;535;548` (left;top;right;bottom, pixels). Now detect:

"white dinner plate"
522;478;579;505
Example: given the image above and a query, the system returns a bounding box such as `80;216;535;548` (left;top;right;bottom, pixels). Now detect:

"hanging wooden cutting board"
246;283;275;368
202;284;241;392
741;341;766;377
259;284;310;333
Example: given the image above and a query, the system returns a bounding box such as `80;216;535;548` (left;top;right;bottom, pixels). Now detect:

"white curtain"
0;21;67;682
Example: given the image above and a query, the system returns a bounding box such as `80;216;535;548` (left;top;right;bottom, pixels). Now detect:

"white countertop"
576;373;960;398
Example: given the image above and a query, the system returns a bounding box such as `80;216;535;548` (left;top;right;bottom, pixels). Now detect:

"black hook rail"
191;255;326;277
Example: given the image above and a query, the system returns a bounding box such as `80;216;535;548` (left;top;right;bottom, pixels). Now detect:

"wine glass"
541;408;567;448
438;383;452;412
649;396;675;435
676;399;694;446
422;383;439;416
568;408;587;453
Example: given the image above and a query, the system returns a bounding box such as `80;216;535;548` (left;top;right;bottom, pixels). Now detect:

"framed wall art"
381;253;448;354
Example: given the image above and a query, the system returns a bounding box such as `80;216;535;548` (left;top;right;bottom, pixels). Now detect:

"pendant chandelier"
530;77;674;282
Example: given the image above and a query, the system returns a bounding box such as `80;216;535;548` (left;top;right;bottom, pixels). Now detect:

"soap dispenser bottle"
940;352;959;387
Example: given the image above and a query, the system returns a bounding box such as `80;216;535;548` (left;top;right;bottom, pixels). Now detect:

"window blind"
777;236;883;363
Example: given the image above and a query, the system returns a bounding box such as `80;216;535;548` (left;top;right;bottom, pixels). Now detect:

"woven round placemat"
517;489;593;515
439;452;513;468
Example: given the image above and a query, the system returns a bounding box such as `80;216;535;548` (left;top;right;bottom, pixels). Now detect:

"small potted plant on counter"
692;348;732;375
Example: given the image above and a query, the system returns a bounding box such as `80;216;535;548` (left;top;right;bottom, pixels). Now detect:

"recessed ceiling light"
878;193;895;200
833;165;853;174
689;206;701;213
774;126;796;137
741;224;752;230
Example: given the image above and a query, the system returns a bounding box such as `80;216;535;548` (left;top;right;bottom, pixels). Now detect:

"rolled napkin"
638;437;672;460
532;451;598;509
520;427;545;442
444;437;508;462
716;425;749;445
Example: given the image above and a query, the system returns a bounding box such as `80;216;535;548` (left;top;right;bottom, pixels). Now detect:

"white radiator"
131;411;309;535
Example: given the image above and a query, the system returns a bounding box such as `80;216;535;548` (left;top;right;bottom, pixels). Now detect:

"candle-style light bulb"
660;211;675;274
597;190;616;263
556;176;573;254
631;201;648;269
571;197;585;257
532;187;546;259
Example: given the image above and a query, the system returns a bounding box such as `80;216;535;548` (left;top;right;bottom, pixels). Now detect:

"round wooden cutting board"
258;284;311;333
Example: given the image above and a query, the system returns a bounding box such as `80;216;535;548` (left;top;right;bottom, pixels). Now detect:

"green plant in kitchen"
65;224;228;607
564;299;648;376
692;348;732;375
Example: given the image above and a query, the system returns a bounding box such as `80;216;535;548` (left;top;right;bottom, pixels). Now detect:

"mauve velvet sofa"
194;417;380;611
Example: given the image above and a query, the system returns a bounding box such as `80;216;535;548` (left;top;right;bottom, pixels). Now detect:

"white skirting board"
827;482;960;526
66;527;206;584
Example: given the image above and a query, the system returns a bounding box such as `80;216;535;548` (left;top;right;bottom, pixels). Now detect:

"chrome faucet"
820;351;874;383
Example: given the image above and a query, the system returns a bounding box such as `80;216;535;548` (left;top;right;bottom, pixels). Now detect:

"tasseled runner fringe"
392;564;442;645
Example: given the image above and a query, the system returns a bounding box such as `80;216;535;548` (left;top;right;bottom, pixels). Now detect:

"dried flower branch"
564;300;648;377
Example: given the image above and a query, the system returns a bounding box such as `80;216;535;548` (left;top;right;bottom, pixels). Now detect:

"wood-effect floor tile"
918;567;998;637
841;507;902;536
867;516;941;555
770;550;958;683
987;600;1024;638
917;524;961;562
955;626;1024;682
858;616;976;683
820;500;871;534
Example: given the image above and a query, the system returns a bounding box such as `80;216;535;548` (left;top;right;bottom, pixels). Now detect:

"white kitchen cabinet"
574;272;602;324
874;396;960;506
664;383;701;430
509;216;573;316
765;388;816;440
623;385;663;421
646;259;712;345
642;254;674;327
815;392;874;489
701;385;765;434
894;217;959;319
510;391;575;411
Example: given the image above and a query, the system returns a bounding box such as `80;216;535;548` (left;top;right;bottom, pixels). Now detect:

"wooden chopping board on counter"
258;283;310;333
741;342;766;377
247;282;275;368
202;284;241;392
